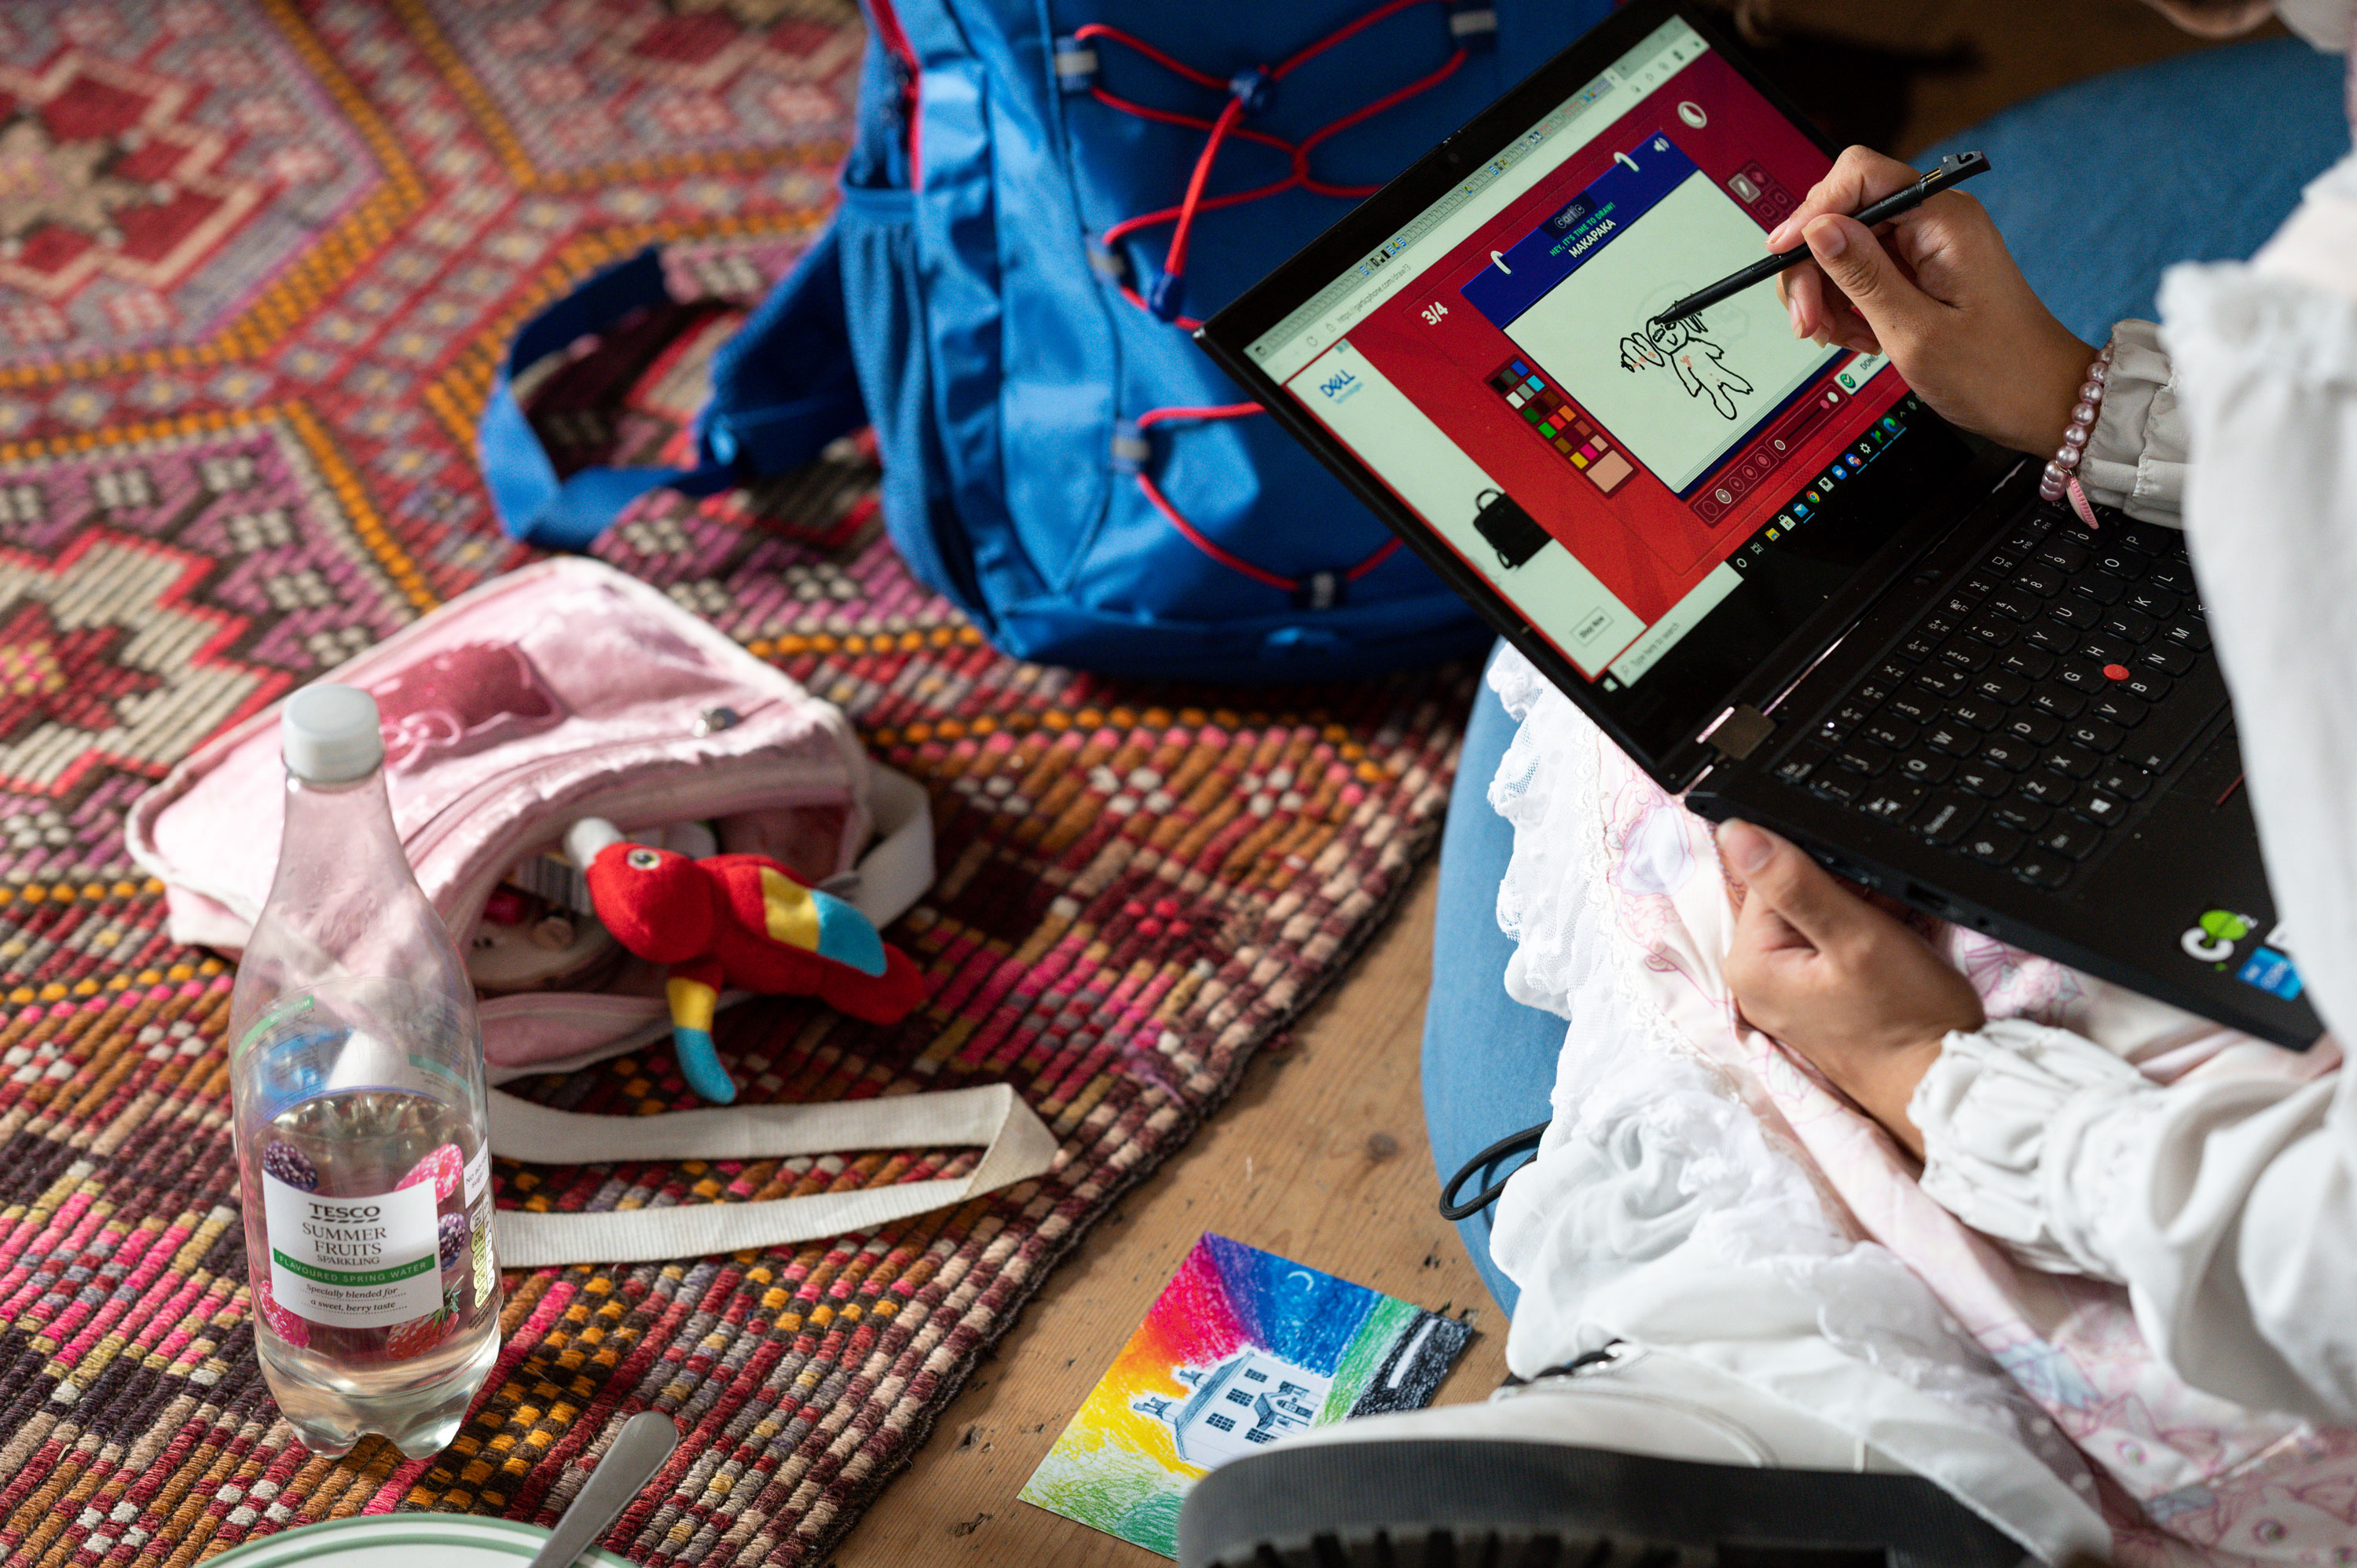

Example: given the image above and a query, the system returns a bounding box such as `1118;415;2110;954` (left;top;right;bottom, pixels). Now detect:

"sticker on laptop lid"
2179;908;2304;999
2179;908;2256;965
2236;946;2304;1001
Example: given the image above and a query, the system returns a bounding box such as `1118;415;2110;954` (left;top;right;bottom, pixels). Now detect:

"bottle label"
464;1141;490;1208
463;1139;497;1302
262;1170;441;1327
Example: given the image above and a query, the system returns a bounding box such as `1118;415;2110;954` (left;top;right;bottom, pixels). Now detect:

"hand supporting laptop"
1715;816;1980;1156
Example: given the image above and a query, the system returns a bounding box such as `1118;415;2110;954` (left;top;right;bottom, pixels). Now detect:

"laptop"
1196;0;2321;1048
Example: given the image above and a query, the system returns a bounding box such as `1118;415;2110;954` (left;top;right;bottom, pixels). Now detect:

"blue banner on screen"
1461;133;1695;328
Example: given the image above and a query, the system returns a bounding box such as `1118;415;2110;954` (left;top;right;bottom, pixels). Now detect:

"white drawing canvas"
1501;170;1836;492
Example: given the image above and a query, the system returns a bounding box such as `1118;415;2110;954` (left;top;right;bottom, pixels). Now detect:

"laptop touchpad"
2168;723;2245;806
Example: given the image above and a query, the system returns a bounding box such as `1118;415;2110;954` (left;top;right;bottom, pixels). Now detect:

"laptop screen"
1236;14;1974;759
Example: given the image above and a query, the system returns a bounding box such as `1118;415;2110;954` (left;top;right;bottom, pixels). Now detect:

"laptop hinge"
1697;704;1774;762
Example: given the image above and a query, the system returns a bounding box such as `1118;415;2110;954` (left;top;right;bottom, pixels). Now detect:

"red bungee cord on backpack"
1072;1;1472;593
1074;0;1473;329
1126;405;1403;601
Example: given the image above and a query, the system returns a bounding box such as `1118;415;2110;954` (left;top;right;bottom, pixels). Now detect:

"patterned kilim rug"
0;3;1469;1563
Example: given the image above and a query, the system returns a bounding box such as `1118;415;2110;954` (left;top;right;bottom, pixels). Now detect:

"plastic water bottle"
228;684;501;1456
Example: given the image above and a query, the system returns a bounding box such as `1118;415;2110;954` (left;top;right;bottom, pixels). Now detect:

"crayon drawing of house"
1133;1348;1330;1469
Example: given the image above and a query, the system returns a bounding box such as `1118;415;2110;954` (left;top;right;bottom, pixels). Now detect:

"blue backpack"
479;0;1611;681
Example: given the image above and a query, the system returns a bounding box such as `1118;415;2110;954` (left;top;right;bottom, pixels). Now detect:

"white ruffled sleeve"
1910;1022;2350;1425
1910;1021;2167;1280
1909;152;2357;1428
2075;320;2187;526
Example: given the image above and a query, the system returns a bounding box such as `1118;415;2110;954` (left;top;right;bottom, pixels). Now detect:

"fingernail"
1719;819;1774;873
1788;295;1804;337
1805;216;1846;260
1765;219;1794;249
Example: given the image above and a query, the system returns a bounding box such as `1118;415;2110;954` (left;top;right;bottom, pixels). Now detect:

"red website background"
1344;52;1906;627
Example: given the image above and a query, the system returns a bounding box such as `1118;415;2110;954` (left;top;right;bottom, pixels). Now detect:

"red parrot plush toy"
566;819;927;1103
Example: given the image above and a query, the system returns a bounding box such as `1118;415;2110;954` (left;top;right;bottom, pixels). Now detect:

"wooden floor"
835;3;2249;1561
832;870;1499;1568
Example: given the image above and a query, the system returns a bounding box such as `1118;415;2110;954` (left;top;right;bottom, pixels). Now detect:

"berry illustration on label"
262;1142;319;1192
398;1142;464;1203
385;1310;451;1359
257;1277;310;1349
438;1212;469;1273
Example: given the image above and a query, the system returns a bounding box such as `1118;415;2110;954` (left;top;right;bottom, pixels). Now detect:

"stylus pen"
1649;151;1992;327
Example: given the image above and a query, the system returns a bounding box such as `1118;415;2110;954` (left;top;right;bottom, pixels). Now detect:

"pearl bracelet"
2039;341;2113;523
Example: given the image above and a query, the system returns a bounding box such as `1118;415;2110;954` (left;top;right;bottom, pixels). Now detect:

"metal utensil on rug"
526;1411;680;1568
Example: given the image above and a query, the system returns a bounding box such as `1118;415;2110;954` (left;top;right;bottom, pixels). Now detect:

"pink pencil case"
124;561;1060;1269
126;556;933;1083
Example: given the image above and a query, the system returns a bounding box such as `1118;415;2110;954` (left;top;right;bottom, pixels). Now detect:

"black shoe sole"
1177;1438;2033;1568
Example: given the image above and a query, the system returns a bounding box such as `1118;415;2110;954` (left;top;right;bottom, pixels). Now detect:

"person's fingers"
1767;148;1928;340
1798;252;1879;346
1790;264;1871;347
1816;304;1882;356
1783;262;1824;338
1724;886;1807;1015
1731;871;1814;955
1767;147;1920;253
1878;194;2000;288
1831;322;1882;356
1806;284;1882;357
1803;214;1940;358
1717;819;1879;956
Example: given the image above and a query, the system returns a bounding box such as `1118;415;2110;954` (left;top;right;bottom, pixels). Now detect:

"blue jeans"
1422;36;2352;1318
1421;672;1563;1317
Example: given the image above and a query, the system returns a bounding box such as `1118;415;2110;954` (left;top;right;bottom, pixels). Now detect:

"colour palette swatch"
1019;1234;1475;1557
1490;357;1636;494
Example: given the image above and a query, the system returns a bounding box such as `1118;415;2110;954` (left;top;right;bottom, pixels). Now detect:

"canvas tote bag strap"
845;764;931;929
488;1081;1056;1266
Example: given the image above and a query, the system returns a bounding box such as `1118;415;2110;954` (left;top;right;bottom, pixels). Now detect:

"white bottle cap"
281;683;385;784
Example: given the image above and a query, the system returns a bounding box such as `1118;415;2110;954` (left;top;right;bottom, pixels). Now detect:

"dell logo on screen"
1318;370;1358;400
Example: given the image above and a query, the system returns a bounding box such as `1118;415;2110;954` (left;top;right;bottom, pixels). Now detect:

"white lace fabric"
1479;649;2108;1564
1912;1020;2161;1280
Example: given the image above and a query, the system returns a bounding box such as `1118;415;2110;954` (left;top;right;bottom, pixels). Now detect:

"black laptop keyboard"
1769;508;2221;892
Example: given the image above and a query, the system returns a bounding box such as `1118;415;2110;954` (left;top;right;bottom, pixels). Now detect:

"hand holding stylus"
1652;151;1989;324
1769;145;2096;457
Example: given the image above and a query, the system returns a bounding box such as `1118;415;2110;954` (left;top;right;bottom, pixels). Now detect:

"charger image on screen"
1461;134;1836;493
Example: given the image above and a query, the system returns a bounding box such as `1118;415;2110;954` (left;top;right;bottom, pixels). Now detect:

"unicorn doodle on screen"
1618;313;1753;420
